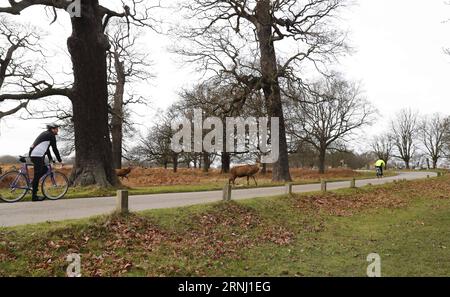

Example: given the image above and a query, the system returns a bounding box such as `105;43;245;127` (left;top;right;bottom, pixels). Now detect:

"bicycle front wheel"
41;172;69;200
0;171;29;203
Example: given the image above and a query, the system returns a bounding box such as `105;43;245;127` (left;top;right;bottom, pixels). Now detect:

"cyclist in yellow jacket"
375;159;386;177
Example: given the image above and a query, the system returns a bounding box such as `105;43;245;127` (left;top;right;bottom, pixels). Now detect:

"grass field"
1;174;449;276
0;166;394;201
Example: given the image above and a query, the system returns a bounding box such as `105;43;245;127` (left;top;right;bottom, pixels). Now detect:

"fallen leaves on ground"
0;235;16;262
3;175;449;276
125;167;363;187
293;177;450;217
23;213;166;276
164;202;294;275
4;202;295;276
0;164;363;187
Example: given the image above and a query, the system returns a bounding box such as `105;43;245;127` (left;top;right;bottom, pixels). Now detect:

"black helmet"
46;123;60;130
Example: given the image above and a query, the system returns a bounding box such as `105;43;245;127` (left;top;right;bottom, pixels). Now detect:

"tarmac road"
0;171;435;227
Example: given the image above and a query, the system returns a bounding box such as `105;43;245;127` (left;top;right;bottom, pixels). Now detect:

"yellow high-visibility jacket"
375;160;386;167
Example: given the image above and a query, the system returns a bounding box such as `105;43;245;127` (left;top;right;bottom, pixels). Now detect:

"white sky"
1;0;450;156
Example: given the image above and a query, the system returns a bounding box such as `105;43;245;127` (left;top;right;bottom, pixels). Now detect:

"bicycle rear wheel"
41;171;69;200
0;171;29;203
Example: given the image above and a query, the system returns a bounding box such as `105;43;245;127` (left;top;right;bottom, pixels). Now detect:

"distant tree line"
2;0;450;186
371;109;450;170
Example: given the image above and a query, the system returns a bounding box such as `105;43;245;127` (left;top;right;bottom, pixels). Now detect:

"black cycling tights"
31;157;47;197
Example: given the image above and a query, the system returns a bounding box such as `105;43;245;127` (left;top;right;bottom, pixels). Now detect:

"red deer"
229;161;261;186
115;167;132;180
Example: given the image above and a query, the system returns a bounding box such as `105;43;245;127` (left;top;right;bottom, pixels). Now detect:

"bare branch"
0;0;72;15
0;99;28;119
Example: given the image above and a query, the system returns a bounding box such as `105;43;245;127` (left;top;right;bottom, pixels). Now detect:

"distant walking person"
29;123;63;202
375;159;386;178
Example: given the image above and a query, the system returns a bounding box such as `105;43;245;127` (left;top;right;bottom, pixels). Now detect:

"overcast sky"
1;0;450;156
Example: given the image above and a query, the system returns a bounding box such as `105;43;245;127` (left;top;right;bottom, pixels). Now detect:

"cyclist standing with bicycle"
29;123;63;202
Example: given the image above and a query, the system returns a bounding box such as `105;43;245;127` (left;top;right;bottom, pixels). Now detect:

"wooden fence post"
321;179;327;192
350;178;356;189
116;190;129;214
223;184;232;201
286;183;293;195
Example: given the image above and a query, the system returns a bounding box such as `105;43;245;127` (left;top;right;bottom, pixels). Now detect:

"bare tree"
287;74;375;174
0;1;158;187
26;21;152;167
136;125;173;170
177;77;269;173
179;80;233;173
391;109;419;169
107;20;152;169
370;134;395;167
0;17;46;121
419;113;449;169
444;127;450;162
0;101;27;121
134;109;179;172
173;91;221;173
289;141;318;169
177;0;349;182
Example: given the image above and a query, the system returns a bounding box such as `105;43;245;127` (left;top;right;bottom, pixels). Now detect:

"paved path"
0;171;435;227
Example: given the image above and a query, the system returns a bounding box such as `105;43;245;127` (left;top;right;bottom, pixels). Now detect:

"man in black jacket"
29;123;63;202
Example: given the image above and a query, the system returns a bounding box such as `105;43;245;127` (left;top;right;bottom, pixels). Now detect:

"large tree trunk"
404;158;410;169
262;163;267;175
202;152;210;173
221;152;230;173
173;153;178;173
221;123;230;173
318;149;326;174
67;1;118;187
111;52;125;170
255;0;292;182
431;157;438;169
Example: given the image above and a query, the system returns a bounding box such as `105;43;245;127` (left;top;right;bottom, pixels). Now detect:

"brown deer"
115;166;133;180
229;160;261;186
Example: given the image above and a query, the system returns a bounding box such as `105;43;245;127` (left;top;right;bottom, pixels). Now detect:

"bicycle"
376;166;383;178
0;156;69;203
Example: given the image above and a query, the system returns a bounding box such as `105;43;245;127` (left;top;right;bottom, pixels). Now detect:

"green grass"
227;198;450;277
1;174;447;277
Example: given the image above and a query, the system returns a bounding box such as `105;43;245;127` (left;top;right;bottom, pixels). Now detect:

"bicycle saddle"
19;156;32;164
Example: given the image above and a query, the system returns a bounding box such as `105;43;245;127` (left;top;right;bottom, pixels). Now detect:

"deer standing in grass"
229;160;261;186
